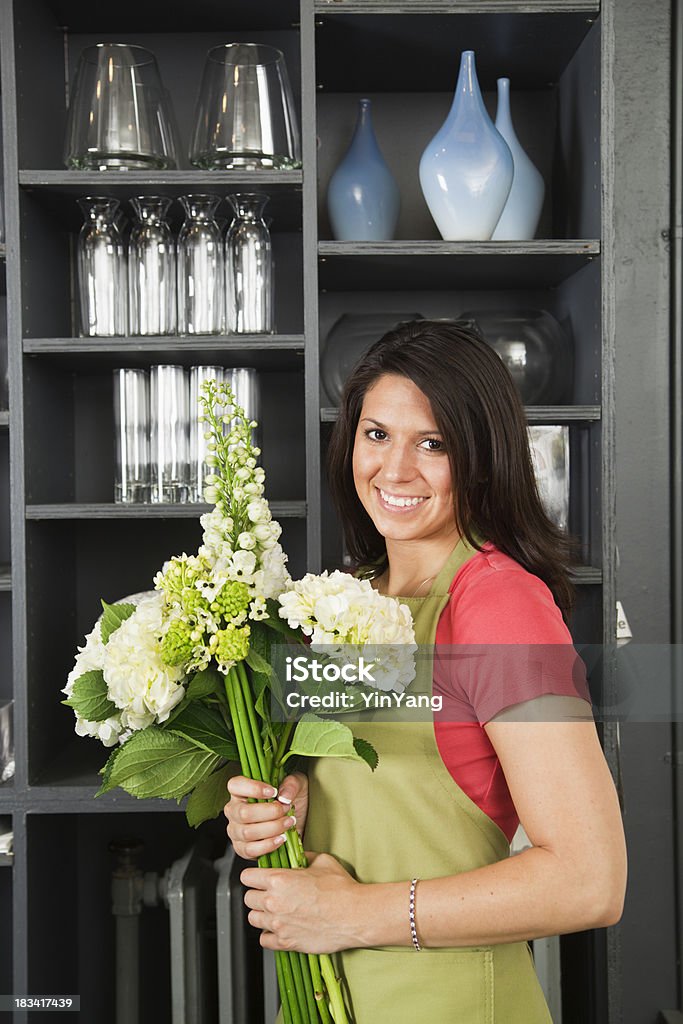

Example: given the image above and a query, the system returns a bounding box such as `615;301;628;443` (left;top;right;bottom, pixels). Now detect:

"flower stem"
307;955;333;1024
320;955;349;1024
275;952;295;1024
236;659;269;779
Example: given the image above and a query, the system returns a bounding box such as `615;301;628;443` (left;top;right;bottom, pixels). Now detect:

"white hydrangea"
103;593;185;726
278;571;417;692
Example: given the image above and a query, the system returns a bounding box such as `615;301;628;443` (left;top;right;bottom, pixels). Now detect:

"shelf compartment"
318;242;599;290
24;336;305;372
0;411;8;428
23;360;306;504
321;405;601;423
0;565;10;591
314;10;598;92
25;501;307;520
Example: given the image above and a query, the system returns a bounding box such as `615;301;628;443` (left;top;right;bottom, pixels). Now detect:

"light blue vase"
419;50;513;240
327;98;400;241
492;78;545;240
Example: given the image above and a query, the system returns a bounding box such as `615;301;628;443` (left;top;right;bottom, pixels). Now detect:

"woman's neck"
377;533;461;597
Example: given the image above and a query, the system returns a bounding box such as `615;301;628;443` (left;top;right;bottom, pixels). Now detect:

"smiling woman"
226;320;626;1024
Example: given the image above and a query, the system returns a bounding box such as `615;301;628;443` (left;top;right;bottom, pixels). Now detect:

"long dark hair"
327;319;576;621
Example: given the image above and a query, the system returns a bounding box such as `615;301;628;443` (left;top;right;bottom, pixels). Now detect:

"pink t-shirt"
432;543;592;843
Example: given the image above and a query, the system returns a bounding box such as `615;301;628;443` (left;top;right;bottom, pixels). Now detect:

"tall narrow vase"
177;195;223;336
327;98;400;241
225;193;274;334
492;78;545;240
419;51;513;240
77;196;127;336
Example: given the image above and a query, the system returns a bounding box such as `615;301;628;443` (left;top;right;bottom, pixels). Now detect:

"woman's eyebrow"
359;416;442;435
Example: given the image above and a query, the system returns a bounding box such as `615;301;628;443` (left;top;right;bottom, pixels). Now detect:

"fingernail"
277;792;292;805
284;816;296;830
274;834;286;846
265;786;278;798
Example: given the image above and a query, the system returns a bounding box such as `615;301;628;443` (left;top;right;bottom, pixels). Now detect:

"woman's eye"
420;438;444;452
365;429;387;442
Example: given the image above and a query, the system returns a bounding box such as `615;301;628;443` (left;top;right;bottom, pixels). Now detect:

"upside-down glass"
77;197;128;336
177;195;224;335
225;194;274;334
189;365;227;502
150;365;189;503
129;196;176;335
64;43;178;170
113;369;151;503
189;43;301;169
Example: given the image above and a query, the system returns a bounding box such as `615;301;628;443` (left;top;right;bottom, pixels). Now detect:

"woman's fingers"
275;772;306;807
237;832;288;861
227;775;278;801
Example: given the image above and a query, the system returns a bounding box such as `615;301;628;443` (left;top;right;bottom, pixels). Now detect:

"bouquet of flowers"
62;379;416;1024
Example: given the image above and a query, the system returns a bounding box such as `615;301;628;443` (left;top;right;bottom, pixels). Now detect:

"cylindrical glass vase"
177;195;223;336
189;365;227;502
230;367;261;447
225;194;274;334
150;364;189;503
113;368;151;503
77;196;128;337
128;196;176;336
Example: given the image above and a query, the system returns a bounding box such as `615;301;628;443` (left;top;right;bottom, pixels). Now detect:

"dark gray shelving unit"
1;0;675;1022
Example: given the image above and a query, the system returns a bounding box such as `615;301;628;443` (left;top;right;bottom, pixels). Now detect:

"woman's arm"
241;696;627;953
357;697;627;948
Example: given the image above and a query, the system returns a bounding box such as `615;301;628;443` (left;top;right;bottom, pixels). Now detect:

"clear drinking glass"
189;44;301;169
231;367;261;447
177;195;224;335
64;44;178;170
189;365;227;502
129;196;176;336
225;194;274;334
77;197;128;336
150;364;189;503
113;368;151;503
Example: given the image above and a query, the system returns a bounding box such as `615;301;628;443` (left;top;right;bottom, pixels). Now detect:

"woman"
225;320;627;1022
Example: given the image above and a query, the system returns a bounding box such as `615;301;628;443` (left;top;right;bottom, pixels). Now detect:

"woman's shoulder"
445;541;570;644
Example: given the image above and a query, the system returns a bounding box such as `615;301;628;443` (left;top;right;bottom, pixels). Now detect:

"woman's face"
352;374;458;546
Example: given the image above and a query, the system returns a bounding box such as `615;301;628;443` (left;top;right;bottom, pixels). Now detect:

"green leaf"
164;668;224;726
97;727;221;800
245;647;272;676
167;702;238;760
98;744;123;790
352;736;379;772
100;600;137;644
284;713;370;767
62;670;117;722
185;762;236;828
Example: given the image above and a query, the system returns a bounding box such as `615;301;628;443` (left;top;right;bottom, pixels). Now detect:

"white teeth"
379;489;427;508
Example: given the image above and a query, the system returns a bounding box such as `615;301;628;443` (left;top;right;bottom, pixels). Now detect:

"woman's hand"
224;772;309;861
241;852;362;953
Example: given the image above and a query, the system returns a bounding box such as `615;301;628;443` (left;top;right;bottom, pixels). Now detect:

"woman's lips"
375;486;429;513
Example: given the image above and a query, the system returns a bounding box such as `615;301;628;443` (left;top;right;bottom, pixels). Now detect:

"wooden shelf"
23;336;305;371
25;501;307;520
570;566;602;585
0;853;13;866
20;171;303;232
318;240;600;290
321;405;601;423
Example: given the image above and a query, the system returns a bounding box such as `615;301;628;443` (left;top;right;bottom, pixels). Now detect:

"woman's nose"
382;442;416;481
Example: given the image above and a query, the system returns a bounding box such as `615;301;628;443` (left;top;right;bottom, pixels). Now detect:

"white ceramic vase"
492;78;545;240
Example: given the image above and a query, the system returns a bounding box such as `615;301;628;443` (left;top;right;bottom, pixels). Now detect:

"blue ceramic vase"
327;98;400;241
492;78;545;240
419;50;513;240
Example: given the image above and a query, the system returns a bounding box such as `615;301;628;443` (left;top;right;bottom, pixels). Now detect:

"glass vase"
419;50;513;240
113;368;151;503
77;196;128;337
327;98;400;241
190;43;301;169
128;196;176;336
150;364;189;503
64;44;178;170
177;195;223;336
225;194;274;334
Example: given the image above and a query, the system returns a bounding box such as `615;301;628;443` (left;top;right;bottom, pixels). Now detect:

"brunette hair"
327;319;576;620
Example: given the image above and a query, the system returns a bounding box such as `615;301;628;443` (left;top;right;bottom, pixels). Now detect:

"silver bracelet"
409;878;422;951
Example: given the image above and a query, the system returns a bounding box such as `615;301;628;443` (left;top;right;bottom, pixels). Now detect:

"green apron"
303;537;554;1023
